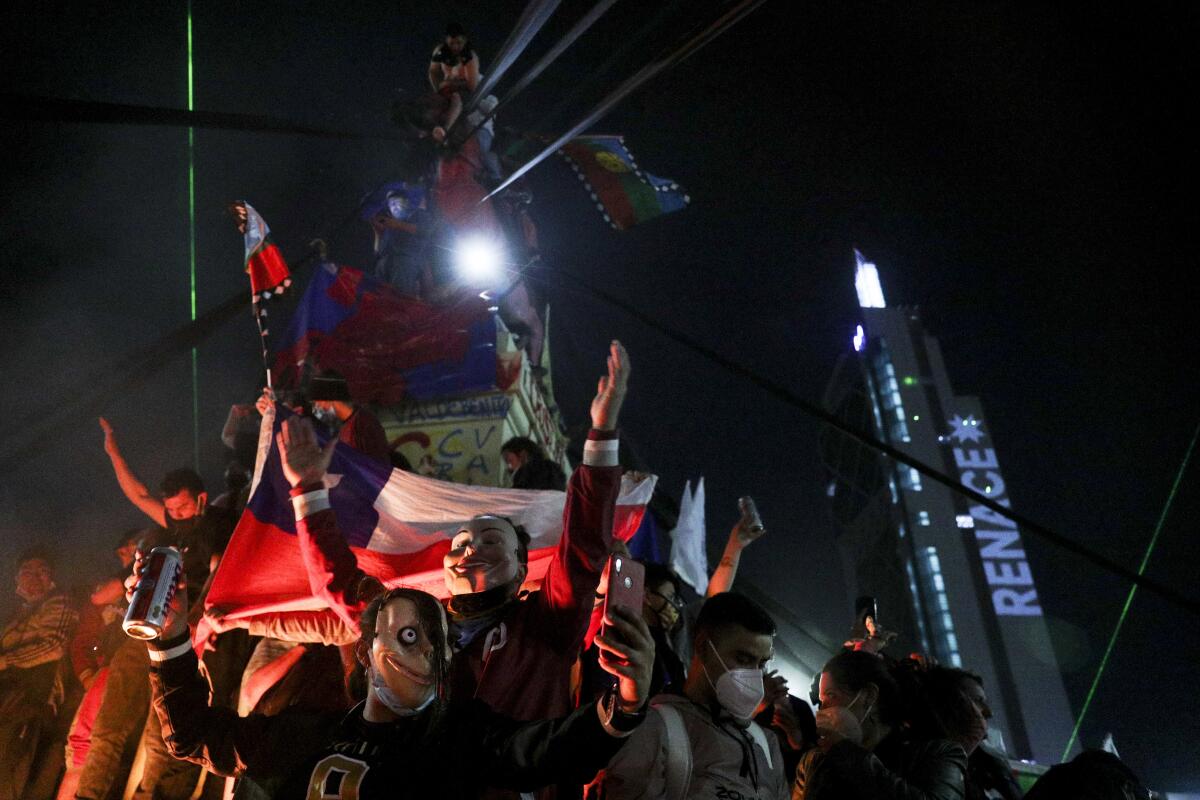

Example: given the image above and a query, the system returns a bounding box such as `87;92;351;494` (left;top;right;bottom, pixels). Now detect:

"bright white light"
956;514;975;529
852;324;866;352
854;249;886;309
454;236;506;285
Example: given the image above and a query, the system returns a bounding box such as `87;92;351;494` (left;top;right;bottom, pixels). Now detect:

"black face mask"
166;514;201;539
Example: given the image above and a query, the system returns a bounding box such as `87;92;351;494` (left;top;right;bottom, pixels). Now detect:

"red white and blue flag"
206;407;656;620
242;202;291;299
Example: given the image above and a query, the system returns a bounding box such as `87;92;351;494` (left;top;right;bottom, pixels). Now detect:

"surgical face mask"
702;640;764;721
844;689;874;723
368;660;435;717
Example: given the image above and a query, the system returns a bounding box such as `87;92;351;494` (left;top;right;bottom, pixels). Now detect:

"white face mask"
368;661;435;717
844;688;875;723
703;640;765;721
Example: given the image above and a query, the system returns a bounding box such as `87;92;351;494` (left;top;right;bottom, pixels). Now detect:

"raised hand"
590;340;630;432
255;386;275;416
594;604;655;712
276;417;338;488
99;417;118;456
815;705;863;750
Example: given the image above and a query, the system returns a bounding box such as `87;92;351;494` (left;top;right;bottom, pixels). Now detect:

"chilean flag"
206;406;656;620
242;202;291;298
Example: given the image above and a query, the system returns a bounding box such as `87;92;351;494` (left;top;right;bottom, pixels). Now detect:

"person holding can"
127;545;655;799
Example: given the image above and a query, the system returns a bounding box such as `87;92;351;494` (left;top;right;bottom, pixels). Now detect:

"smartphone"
603;555;645;625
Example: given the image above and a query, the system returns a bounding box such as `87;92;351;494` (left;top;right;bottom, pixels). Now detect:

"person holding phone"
130;558;656;798
593;592;789;800
255;340;631;729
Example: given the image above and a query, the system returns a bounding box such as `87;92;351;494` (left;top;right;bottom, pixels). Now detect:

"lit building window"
905;467;923;492
917;510;931;526
955;514;975;529
922;546;961;666
855;249;887;308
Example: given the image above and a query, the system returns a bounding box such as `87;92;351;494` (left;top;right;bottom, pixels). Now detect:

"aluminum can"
122;546;183;640
738;496;764;533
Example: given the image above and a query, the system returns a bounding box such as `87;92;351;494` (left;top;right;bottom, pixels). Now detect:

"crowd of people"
0;338;1158;800
0;20;1164;800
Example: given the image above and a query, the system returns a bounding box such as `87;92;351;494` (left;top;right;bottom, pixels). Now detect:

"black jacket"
148;633;639;799
794;729;967;800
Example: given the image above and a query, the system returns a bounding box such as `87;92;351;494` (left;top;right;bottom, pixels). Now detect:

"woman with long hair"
793;650;967;800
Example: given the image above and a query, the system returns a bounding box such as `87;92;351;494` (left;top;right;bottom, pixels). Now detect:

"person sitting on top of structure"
501;435;567;491
428;22;481;143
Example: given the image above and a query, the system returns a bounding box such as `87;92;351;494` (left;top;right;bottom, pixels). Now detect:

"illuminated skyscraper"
820;250;1075;764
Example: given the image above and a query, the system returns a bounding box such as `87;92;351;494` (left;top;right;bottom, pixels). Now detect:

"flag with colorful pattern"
558;135;690;230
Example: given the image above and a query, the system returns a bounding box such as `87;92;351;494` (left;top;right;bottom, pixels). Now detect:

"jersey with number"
147;636;635;799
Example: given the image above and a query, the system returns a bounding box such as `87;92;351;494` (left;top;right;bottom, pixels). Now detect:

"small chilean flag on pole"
238;201;291;387
242;202;291;298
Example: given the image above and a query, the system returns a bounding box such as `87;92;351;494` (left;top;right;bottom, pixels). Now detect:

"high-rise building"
820;250;1075;764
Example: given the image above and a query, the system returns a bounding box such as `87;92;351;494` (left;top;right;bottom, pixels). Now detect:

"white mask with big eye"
369;603;438;716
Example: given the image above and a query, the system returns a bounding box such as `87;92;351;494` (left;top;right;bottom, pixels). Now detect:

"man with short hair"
428;22;481;143
0;547;79;800
592;591;789;800
89;421;237;800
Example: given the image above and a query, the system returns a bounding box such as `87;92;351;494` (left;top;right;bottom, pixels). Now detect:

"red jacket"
294;429;622;721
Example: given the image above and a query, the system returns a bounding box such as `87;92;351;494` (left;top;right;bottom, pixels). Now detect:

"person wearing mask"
89;420;237;800
134;534;656;798
793;650;967;800
307;370;391;465
592;591;789;800
274;340;630;727
0;547;79;800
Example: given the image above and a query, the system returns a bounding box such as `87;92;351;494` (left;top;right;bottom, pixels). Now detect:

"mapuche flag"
558;135;690;230
206;407;657;620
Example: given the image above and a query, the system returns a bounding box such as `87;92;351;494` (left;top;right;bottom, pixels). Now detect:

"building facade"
820;250;1075;764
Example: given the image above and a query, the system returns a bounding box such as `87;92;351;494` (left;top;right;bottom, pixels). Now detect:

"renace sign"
946;413;1042;617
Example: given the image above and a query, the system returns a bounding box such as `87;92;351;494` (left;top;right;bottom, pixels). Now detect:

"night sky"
2;0;1197;789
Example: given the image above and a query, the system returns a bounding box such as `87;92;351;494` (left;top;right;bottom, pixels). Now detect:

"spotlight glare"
454;236;505;285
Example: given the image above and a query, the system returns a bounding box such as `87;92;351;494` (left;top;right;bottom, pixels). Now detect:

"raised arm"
706;512;766;597
99;417;167;528
137;568;312;779
537;341;629;647
278;417;383;632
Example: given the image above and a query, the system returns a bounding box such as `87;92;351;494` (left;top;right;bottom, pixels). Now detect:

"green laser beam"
187;0;199;469
1061;420;1200;759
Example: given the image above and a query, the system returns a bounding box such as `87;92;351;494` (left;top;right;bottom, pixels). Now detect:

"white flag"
670;477;708;595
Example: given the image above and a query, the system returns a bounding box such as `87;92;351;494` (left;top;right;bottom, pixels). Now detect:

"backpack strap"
745;720;774;771
652;703;693;800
